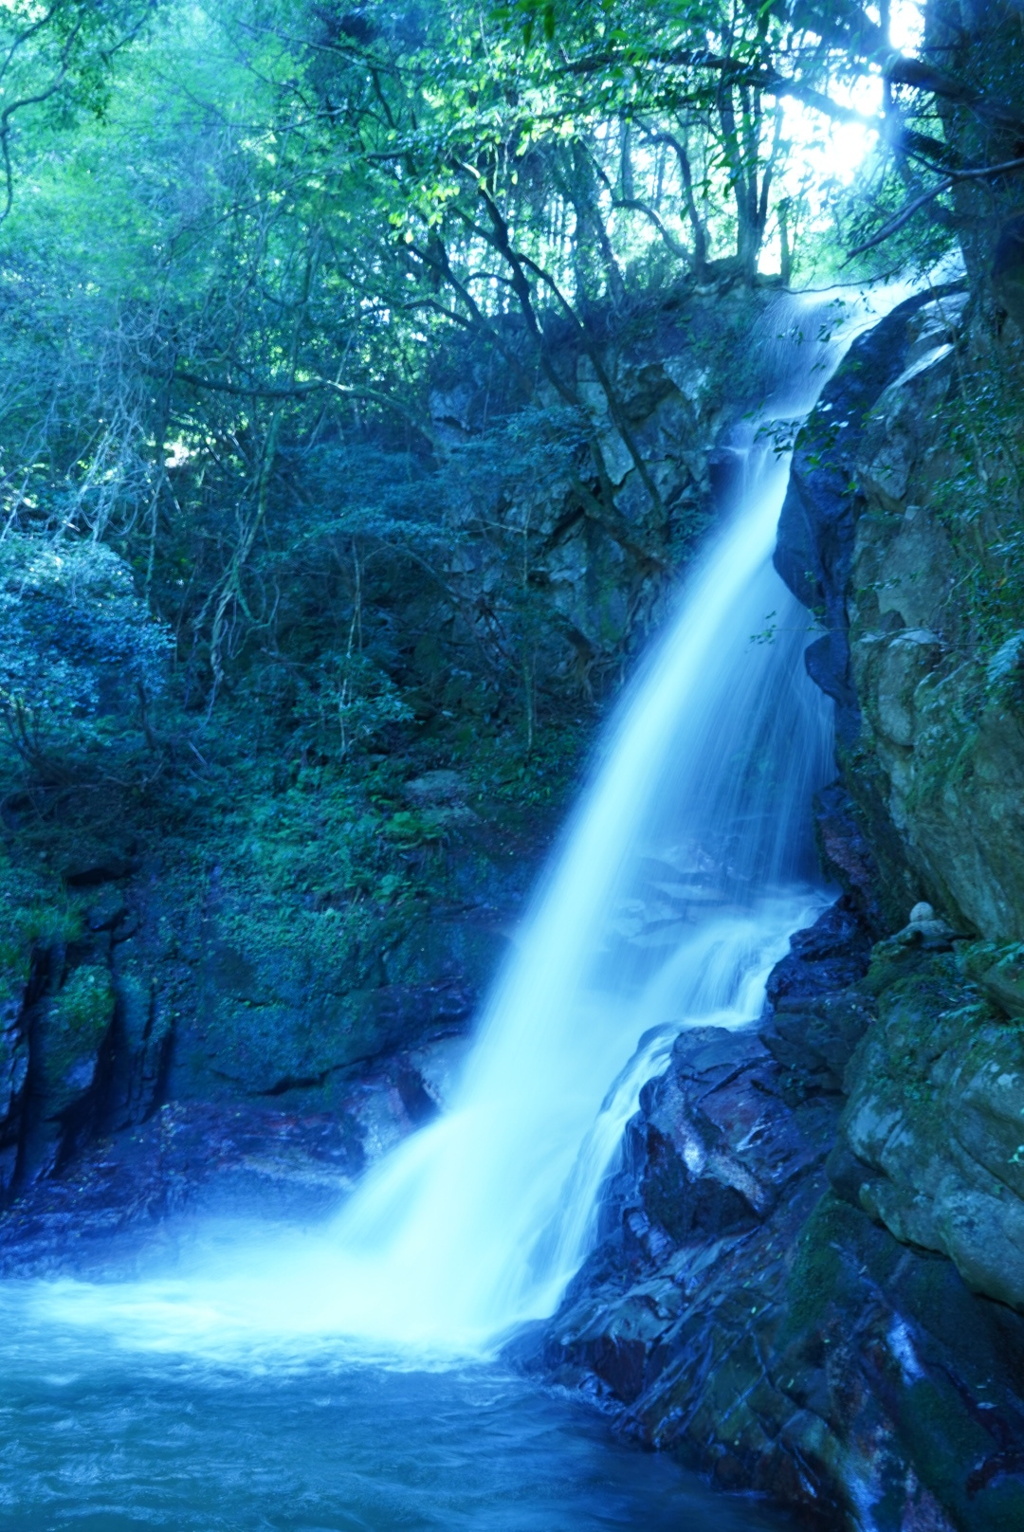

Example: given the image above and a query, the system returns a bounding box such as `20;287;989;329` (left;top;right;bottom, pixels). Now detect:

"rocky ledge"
514;899;1024;1532
0;1031;466;1278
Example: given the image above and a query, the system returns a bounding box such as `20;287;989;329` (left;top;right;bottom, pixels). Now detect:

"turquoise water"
0;1307;791;1532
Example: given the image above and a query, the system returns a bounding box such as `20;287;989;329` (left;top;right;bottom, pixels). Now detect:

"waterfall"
34;293;886;1362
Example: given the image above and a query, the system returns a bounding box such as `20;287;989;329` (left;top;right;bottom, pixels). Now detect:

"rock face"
773;287;955;746
519;904;1024;1531
0;819;518;1216
844;308;1024;945
775;276;1024;943
836;947;1024;1314
430;281;789;703
0;1032;467;1276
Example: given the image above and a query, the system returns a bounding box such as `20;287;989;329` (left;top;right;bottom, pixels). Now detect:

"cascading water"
30;292;879;1365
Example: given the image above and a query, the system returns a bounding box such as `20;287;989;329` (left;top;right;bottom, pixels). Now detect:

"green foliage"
41;960;115;1113
48;963;114;1048
0;840;85;1000
0;533;171;770
0;1;162;225
0;0;930;776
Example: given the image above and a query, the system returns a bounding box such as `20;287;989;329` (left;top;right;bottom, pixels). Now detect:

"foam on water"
26;289;903;1366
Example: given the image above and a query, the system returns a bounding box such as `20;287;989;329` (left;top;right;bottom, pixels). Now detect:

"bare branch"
844;154;1024;261
561;48;880;129
611;196;692;261
160;367;433;439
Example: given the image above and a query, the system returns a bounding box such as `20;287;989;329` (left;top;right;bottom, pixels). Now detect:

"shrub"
0;533;172;772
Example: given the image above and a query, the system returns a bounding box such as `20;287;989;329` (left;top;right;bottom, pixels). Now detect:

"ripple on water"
0;1288;793;1532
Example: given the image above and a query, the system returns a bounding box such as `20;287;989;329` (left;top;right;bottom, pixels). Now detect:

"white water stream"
32;293;886;1364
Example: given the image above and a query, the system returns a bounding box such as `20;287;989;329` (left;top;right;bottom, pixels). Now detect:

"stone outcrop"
0;843;479;1225
835;943;1024;1314
775;279;1024;943
845;308;1024;944
0;1030;467;1277
432;282;785;700
518;904;1024;1531
773;287;958;745
0;768;533;1213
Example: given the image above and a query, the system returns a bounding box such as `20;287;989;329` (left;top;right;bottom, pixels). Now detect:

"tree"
0;0;162;225
0;0;984;782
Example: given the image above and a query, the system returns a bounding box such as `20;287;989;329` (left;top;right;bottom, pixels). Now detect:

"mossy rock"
39;963;115;1117
0;847;82;1004
835;952;1024;1310
961;941;1024;1019
776;1192;1024;1530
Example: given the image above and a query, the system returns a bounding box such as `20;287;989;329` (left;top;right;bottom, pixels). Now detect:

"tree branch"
159;368;433;438
561;49;880;128
844;154;1024;261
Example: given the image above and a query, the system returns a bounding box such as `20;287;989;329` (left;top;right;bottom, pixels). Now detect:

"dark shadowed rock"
0;1036;461;1278
516;901;1024;1529
994;213;1024;334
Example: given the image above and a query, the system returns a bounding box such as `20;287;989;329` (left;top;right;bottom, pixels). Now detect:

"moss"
851;956;996;1119
960;939;1024;1018
776;1193;852;1344
51;963;113;1029
40;963;115;1114
928;334;1024;661
0;843;84;1002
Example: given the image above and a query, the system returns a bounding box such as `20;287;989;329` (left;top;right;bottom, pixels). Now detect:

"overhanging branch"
159;369;432;438
844;154;1024;261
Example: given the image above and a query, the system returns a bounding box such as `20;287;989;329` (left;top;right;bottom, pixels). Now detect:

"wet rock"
0;1101;361;1277
520;904;1024;1529
519;903;866;1509
764;896;871;1005
0;993;28;1197
177;889;493;1103
0;1039;453;1278
813;780;900;936
632;1026;824;1244
832;951;1024;1314
764;988;875;1098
